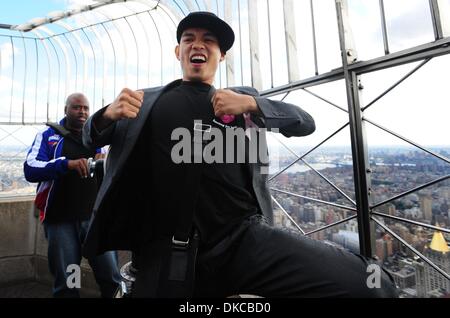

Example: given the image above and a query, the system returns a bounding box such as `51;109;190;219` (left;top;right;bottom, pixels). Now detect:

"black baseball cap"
176;11;235;52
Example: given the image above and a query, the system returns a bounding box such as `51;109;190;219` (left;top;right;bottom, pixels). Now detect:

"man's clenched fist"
212;89;259;117
104;88;144;121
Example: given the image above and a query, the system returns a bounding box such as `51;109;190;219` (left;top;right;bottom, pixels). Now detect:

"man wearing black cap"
82;12;398;298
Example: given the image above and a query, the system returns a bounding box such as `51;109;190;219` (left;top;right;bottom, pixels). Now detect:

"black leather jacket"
82;79;315;257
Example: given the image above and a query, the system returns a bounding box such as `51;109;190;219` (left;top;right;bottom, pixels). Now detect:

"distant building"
332;230;359;253
389;266;416;290
414;230;450;297
378;203;396;216
420;195;433;222
376;234;394;262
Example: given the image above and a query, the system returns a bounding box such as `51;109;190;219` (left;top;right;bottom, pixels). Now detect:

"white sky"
1;0;450;149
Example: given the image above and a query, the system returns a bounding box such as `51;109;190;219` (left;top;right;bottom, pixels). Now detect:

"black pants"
134;215;398;298
193;215;398;298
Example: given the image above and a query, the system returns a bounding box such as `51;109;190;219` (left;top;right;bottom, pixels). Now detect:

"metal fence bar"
147;11;164;85
372;211;450;234
266;0;274;88
302;158;356;205
80;28;97;109
96;10;129;88
302;88;348;113
98;21;117;98
61;34;79;92
214;0;221;87
379;0;390;55
336;0;373;257
9;37;15;123
238;0;244;86
429;0;444;40
124;17;140;89
364;117;450;165
33;39;39;122
37;27;69;116
80;15;106;107
20;33;27;125
224;0;234;87
310;0;319;75
271;132;357;206
372;217;450;281
31;27;60;122
271;195;306;235
268;122;350;182
305;215;357;236
56;22;89;94
261;38;450;98
362;58;431;112
248;0;262;90
283;0;300;82
133;12;152;88
372;174;450;209
271;187;357;212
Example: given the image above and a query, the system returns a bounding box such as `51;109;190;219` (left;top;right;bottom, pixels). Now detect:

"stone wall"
0;196;130;296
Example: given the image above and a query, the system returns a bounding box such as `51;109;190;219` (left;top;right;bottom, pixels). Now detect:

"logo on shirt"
48;135;61;142
48;135;61;147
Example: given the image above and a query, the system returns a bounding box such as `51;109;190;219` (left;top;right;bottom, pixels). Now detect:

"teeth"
191;55;206;62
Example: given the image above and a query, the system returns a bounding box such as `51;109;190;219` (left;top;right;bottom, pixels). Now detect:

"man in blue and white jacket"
24;93;121;298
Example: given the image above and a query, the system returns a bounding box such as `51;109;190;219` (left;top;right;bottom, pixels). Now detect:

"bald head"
65;93;88;109
64;93;90;132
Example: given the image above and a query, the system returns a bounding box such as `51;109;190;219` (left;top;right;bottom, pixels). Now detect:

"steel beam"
336;0;373;257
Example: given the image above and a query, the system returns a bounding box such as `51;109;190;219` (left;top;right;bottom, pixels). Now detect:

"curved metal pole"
157;4;181;80
36;26;71;113
159;0;184;21
100;22;118;98
147;11;164;85
171;0;188;16
20;32;28;125
9;37;15;123
30;30;53;122
182;0;198;12
124;17;140;88
137;0;172;86
88;10;118;99
33;39;39;122
61;34;79;93
96;8;129;88
157;3;182;84
215;0;222;87
79;13;107;108
131;11;152;87
0;43;2;91
266;0;274;88
237;0;244;86
80;28;97;109
54;21;89;94
310;0;319;75
157;1;179;26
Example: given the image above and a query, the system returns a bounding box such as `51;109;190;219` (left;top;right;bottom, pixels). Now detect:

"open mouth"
190;54;207;64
